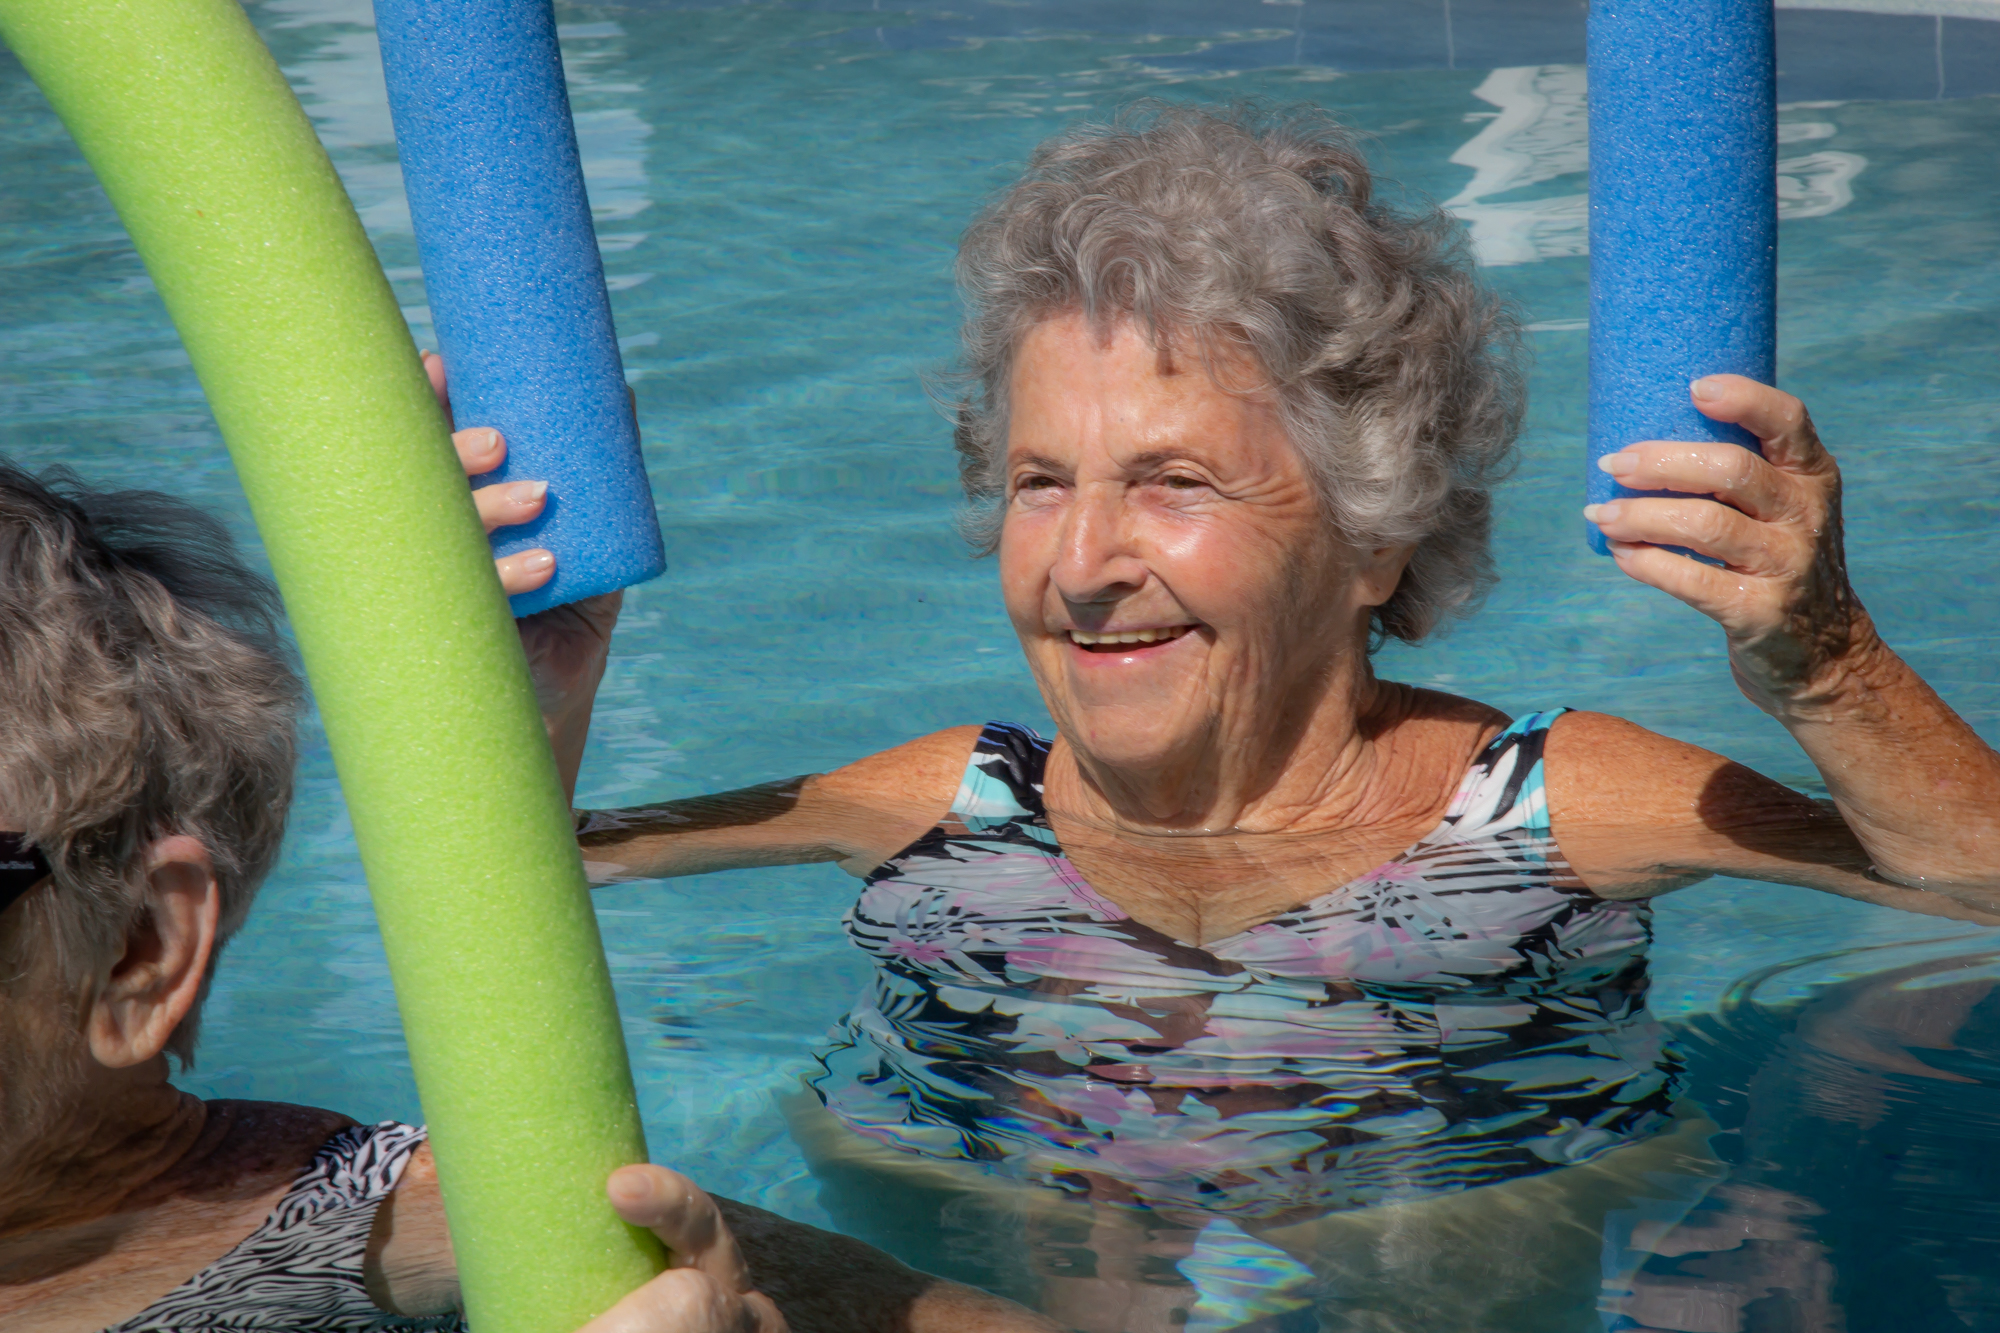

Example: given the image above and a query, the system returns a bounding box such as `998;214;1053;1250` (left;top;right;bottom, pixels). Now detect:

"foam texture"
373;0;665;616
0;0;664;1326
1587;0;1776;554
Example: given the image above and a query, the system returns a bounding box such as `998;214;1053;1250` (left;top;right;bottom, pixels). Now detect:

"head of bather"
0;463;300;1141
950;103;1525;773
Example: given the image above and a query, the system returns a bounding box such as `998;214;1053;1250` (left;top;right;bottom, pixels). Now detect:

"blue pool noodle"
372;0;664;615
1587;0;1776;555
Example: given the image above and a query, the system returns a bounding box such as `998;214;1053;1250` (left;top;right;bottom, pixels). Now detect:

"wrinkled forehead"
1004;314;1294;469
1011;312;1269;388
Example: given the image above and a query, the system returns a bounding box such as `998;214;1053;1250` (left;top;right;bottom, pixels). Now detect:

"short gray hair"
0;462;301;1063
951;102;1524;643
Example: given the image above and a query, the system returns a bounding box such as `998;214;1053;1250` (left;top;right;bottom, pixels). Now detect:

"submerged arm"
1588;376;2000;899
368;1145;1050;1331
573;726;980;884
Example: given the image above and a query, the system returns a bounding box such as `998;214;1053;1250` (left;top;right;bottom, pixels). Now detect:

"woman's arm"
575;726;981;884
1546;710;2000;922
1586;376;2000;898
423;346;980;880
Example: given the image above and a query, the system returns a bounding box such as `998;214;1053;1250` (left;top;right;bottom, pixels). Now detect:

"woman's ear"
1354;543;1417;609
86;835;220;1070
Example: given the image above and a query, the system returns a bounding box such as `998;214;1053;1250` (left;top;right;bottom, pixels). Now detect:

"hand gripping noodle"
0;0;664;1328
373;0;665;616
1586;0;1777;553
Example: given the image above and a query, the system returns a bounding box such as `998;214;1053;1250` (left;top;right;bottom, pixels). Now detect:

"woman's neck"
1051;653;1431;837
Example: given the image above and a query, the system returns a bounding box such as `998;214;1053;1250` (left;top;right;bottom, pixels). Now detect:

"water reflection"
1654;944;2000;1332
1442;64;1866;267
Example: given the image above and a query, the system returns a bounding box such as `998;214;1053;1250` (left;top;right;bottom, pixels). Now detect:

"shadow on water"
1658;941;2000;1332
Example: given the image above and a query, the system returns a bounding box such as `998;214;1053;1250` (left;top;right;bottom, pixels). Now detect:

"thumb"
578;1269;782;1333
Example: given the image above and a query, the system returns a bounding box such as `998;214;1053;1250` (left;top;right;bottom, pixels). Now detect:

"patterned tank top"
810;711;1680;1221
102;1121;465;1333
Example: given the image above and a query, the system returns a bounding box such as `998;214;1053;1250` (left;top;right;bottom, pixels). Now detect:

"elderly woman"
537;106;2000;1331
0;460;1054;1333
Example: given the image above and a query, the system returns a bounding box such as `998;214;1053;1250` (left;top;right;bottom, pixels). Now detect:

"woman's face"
999;314;1405;784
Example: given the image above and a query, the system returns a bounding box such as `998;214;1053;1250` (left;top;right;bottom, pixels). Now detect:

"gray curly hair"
951;101;1524;643
0;462;301;1064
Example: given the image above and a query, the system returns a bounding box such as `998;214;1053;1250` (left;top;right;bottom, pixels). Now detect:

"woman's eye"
1018;475;1061;492
1162;475;1206;491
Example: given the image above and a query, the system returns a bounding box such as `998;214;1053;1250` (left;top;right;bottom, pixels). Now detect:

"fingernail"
521;550;555;573
606;1166;649;1206
1690;376;1722;401
508;480;548;506
1582;503;1619;524
1596;452;1636;477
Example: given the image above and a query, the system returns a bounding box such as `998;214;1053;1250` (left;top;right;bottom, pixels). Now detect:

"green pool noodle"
0;0;665;1329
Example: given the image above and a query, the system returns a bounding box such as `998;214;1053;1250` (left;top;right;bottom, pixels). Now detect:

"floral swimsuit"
810;711;1680;1221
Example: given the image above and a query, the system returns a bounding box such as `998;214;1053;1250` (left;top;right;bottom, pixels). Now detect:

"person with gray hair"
0;453;1059;1333
553;104;2000;1330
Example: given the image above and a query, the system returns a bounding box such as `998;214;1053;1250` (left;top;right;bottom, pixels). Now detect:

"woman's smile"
1064;623;1196;654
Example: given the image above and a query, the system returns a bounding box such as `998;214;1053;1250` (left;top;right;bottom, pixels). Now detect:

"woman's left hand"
578;1165;787;1333
1584;375;1879;719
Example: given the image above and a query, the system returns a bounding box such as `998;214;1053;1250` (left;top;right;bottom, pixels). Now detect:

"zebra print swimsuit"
102;1121;465;1333
810;711;1681;1221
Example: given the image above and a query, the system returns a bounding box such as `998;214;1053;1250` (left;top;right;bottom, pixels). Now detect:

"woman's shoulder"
816;725;990;803
1368;688;1575;831
177;1104;429;1215
160;1101;360;1200
809;725;992;875
1371;683;1517;761
1380;691;1729;817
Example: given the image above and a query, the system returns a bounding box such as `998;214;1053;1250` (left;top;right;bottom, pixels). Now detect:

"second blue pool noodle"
373;0;664;615
1587;0;1777;556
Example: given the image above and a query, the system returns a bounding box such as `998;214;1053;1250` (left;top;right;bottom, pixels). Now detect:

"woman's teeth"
1067;626;1191;646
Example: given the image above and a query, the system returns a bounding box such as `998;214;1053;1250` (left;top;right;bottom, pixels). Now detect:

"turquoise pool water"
3;1;1998;1325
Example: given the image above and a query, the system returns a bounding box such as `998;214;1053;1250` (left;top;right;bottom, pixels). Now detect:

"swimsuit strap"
948;721;1052;832
102;1121;464;1333
1433;707;1569;838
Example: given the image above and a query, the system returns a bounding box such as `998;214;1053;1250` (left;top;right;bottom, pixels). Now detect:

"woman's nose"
1050;484;1148;604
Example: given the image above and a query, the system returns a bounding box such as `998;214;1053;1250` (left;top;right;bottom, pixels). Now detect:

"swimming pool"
3;0;1997;1324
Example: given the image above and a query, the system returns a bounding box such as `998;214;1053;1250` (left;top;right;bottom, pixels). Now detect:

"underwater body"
4;0;1999;1326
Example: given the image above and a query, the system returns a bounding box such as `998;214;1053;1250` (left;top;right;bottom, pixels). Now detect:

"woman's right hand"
431;350;560;599
429;351;624;800
579;1166;787;1333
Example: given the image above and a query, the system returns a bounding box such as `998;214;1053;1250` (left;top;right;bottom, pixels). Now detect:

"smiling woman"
560;103;2000;1331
